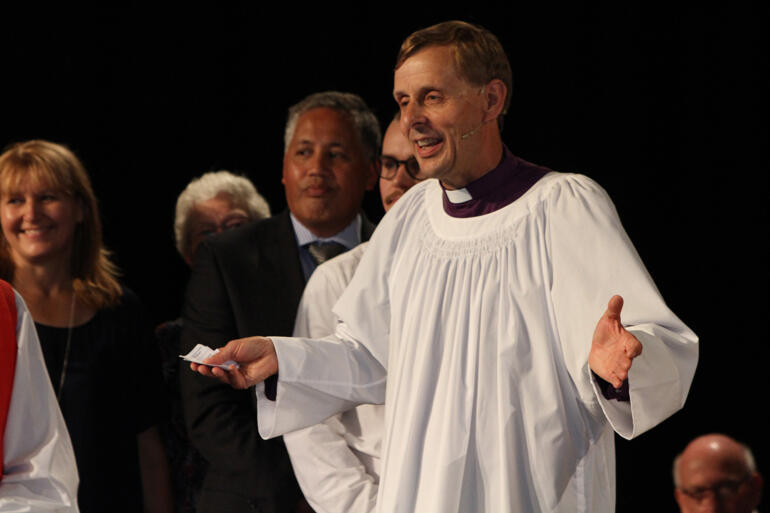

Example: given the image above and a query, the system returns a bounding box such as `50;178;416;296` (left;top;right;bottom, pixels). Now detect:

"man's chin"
383;192;404;210
413;162;442;181
416;152;456;180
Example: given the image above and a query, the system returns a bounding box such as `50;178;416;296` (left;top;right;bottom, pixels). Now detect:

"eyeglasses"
679;474;752;503
380;156;421;181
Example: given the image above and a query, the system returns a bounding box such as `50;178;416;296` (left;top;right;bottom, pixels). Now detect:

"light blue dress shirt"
289;213;362;281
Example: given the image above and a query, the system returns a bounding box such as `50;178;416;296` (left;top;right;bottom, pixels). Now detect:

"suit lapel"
360;214;376;242
262;210;305;313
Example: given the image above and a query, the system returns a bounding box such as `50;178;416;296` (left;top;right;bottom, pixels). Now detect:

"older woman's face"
184;192;251;266
1;178;82;268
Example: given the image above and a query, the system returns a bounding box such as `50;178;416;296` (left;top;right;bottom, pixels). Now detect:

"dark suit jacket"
180;210;375;513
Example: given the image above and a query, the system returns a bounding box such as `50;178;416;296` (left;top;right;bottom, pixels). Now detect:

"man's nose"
698;494;725;513
394;164;416;188
308;151;332;175
401;102;425;134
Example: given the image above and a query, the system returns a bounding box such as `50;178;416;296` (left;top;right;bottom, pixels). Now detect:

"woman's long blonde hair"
0;140;121;309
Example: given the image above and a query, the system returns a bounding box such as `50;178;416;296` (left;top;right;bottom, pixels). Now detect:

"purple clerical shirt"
441;146;549;218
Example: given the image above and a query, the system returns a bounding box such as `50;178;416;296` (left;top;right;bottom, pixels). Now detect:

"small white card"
180;344;240;370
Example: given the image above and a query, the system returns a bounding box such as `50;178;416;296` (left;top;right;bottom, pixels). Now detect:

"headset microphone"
460;119;489;140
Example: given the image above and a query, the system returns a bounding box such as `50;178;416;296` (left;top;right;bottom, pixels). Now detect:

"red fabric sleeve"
0;279;18;481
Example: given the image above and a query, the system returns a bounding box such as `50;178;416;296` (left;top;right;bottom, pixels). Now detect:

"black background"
3;3;766;511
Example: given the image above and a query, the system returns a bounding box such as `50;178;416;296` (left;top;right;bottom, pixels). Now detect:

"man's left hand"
589;295;643;389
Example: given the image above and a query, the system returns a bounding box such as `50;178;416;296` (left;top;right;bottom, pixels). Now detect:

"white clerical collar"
444;187;473;204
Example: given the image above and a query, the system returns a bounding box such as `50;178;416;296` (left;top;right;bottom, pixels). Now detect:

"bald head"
674;434;762;513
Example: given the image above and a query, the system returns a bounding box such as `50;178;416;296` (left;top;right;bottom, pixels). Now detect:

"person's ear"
365;160;378;191
673;488;686;511
747;472;763;508
482;79;507;123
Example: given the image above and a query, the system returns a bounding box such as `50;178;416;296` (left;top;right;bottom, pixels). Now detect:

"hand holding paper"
180;344;240;370
188;336;278;390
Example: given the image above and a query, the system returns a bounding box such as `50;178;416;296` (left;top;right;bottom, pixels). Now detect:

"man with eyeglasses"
674;434;763;513
283;114;418;513
378;115;421;211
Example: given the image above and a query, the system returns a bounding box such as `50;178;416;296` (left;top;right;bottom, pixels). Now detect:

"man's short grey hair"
672;442;757;488
283;91;381;163
174;170;270;257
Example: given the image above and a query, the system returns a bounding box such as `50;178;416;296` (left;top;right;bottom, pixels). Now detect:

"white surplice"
285;242;382;513
257;173;699;513
1;292;79;512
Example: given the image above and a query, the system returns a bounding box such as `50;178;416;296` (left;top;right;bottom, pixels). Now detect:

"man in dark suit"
180;91;379;513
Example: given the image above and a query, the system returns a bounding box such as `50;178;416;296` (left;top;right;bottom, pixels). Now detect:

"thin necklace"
57;292;77;403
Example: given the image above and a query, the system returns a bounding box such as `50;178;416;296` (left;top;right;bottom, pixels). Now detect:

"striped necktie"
307;241;347;266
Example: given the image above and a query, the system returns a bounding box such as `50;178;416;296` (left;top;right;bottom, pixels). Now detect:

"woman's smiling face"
1;178;83;267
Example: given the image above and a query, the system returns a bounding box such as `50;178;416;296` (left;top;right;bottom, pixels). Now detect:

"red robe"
0;279;18;482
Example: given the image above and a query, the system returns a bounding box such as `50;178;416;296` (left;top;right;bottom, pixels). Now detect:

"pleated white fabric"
257;173;698;513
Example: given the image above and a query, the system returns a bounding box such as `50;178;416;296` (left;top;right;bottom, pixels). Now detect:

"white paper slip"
180;344;240;370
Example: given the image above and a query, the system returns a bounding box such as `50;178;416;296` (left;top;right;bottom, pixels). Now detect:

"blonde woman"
0;140;172;513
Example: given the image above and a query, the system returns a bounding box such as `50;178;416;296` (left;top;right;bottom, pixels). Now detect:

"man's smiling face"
393;45;488;188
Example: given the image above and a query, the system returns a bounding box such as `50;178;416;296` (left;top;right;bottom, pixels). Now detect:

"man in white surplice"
192;20;699;513
283;116;419;513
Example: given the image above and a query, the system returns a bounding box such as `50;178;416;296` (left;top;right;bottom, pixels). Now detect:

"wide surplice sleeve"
546;174;699;439
255;190;416;440
256;326;387;439
283;244;379;513
1;293;79;512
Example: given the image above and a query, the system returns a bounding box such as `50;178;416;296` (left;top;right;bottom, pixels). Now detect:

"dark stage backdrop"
3;4;765;512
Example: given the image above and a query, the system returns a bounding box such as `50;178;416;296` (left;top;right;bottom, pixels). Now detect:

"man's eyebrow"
296;139;345;145
394;86;443;98
419;86;443;95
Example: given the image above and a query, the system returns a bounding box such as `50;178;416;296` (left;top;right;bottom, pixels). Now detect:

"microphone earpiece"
460;125;480;140
460;119;490;140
